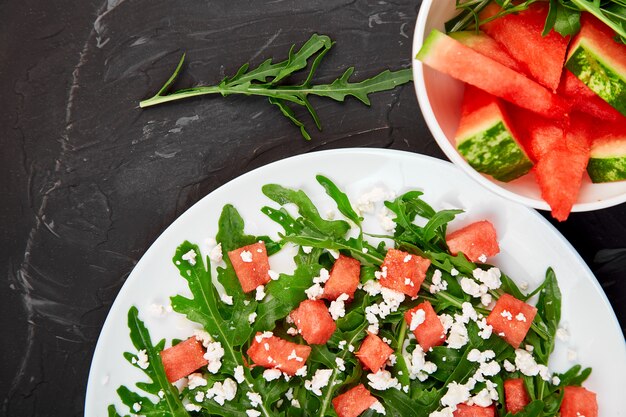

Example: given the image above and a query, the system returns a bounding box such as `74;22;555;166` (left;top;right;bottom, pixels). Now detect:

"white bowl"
412;0;626;212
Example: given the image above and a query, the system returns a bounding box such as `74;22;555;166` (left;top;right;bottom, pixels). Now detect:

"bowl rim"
411;0;626;212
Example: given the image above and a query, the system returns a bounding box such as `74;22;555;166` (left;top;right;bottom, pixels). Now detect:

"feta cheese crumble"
367;370;401;391
234;365;245;383
182;249;197;265
263;368;282;381
370;401;386;415
255;285;266;301
305;283;324;300
209;243;223;263
329;293;349;320
240;250;253;263
204;341;225;373
409;309;426;331
305;369;333;395
188;372;208;389
135;349;149;370
220;293;234;305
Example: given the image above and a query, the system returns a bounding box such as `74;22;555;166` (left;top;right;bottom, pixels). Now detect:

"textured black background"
1;1;624;416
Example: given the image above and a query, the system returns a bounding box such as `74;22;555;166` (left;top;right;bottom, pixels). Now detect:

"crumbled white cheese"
246;410;261;417
158;390;165;398
204;341;225;373
182;249;197;265
329;293;349;320
305;283;324;300
480;293;493;307
356;187;394;214
476;318;493;340
440;382;471;408
348;344;355;352
439;314;454;333
377;207;396;232
149;303;173;317
478;254;488;263
409;309;426;331
135;349;149;370
295;366;308;377
404;254;412;263
255;331;273;343
460;277;483;298
291;399;301;408
268;269;280;281
363;279;383;295
302;246;313;254
556;326;570;341
328;249;340;259
195;391;205;402
194;329;213;347
429;408;455;417
188;372;208;389
446;321;469;349
552;376;561;385
525;344;534;352
246;391;263;408
334;357;346;372
362;247;369;253
450;268;459;276
234;365;245;383
132;402;142;412
286;327;298;336
305;369;333;396
263;368;282;381
473;267;502;290
367;370;401;391
209;243;223;263
255;285;266;301
429;270;448;294
338;340;347;350
220;293;234;305
370;401;386;415
514;349;540;377
503;359;516;372
287;349;305;362
185;402;201;412
206;378;237;405
248;312;257;324
374;267;388;281
240;250;253;262
500;310;513;321
405;344;437;381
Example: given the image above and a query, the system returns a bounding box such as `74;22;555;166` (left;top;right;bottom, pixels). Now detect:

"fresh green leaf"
316;175;363;226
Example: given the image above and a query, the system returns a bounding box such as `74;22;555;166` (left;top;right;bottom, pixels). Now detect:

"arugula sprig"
139;34;413;139
446;0;626;43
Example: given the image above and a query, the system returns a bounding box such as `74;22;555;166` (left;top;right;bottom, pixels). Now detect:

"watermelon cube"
159;337;208;383
486;294;537;348
332;384;378;417
504;378;531;414
449;31;525;73
455;85;533;182
228;242;271;293
417;30;568;119
355;332;394;372
404;301;446;351
453;404;496;417
323;255;361;301
247;332;311;375
290;299;337;345
480;2;570;91
588;122;626;183
560;386;598;417
566;14;626;117
446;220;500;263
379;249;430;297
558;70;625;122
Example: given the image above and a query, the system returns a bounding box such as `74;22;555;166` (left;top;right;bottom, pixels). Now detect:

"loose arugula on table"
139;34;412;140
446;0;626;43
108;176;591;417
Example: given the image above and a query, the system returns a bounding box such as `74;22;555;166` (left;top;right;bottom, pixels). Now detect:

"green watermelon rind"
566;42;626;117
587;139;626;183
457;121;533;183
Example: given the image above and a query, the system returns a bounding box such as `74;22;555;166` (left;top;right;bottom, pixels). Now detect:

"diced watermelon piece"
455;85;533;182
505;105;566;162
160;337;208;383
356;332;394;372
379;249;430;297
404;301;446;351
560;386;598;417
453;404;496;417
486;294;537;348
323;255;361;301
558;69;625;122
417;30;568;119
566;14;626;117
228;242;271;293
332;384;378;417
588;120;626;183
504;378;531;414
446;220;500;262
480;2;570;91
290;300;337;345
247;333;311;375
449;31;525;73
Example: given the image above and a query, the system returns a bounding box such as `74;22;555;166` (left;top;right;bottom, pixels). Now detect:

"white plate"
85;149;625;416
412;0;626;212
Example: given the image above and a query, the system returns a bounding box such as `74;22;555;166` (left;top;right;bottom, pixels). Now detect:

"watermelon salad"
416;2;626;221
106;176;596;417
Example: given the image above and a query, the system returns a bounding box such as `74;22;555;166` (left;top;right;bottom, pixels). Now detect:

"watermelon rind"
587;138;626;183
457;120;533;182
566;42;626;117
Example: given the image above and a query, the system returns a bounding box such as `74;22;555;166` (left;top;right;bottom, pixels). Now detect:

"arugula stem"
569;0;626;39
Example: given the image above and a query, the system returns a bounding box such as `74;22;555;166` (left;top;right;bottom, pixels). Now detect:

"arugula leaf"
111;307;188;417
139;34;413;139
544;0;581;36
316;174;363;226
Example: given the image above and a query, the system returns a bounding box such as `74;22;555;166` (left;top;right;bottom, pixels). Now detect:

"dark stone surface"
0;1;623;416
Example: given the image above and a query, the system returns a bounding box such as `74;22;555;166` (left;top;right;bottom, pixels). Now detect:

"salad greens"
139;34;413;140
108;176;591;417
446;0;626;43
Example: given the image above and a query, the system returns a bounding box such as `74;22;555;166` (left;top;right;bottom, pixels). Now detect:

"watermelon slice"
566;14;626;117
480;2;570;92
449;31;525;73
228;242;271;293
379;249;430;297
404;301;446;351
453;404;496;417
332;384;378;417
323;255;361;300
290;299;337;345
558;69;625;122
587;122;626;183
160;337;208;383
504;378;531;414
247;333;311;375
560;386;598;417
486;294;537;348
417;30;568;119
356;332;394;373
446;220;500;263
455;85;533;182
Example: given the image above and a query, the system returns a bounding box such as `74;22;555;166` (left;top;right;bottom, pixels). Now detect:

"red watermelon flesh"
449;31;525;73
332;384;378;417
160;337;208;383
247;333;311;375
480;2;570;91
453;404;496;417
558;70;625;122
446;220;500;262
356;332;394;372
228;242;271;293
487;294;537;348
504;378;531;414
560;386;598;417
506;105;567;162
290;299;336;345
379;249;430;297
404;301;446;351
323;255;361;301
